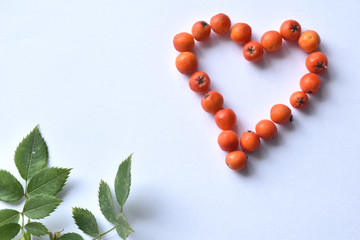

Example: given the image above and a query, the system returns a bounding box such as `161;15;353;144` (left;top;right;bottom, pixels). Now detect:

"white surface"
1;0;360;239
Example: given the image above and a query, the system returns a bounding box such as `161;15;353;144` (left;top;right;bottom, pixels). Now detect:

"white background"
1;0;360;239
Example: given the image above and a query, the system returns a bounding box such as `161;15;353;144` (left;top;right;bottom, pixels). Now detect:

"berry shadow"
235;159;254;177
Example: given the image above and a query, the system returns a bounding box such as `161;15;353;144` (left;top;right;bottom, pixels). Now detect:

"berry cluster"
173;13;328;171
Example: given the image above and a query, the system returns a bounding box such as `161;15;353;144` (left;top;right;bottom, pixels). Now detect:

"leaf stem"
92;226;117;240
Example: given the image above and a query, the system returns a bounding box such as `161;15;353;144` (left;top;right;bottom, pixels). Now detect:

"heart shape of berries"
174;13;328;171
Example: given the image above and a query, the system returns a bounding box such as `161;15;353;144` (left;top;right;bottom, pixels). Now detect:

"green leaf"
115;213;133;240
72;207;99;237
0;223;21;240
114;155;132;210
23;194;61;219
0;209;20;227
0;170;24;202
58;233;84;240
15;126;48;180
98;180;116;224
24;222;48;236
27;167;71;197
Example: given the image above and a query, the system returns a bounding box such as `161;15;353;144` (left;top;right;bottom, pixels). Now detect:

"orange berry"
243;41;264;62
290;91;309;109
280;19;301;41
192;21;211;41
270;104;292;124
188;71;211;93
210;13;231;34
240;131;260;152
218;130;239;152
261;30;282;52
175;52;198;74
305;52;328;74
215;108;237;130
300;73;321;94
231;23;252;44
298;30;321;53
201;91;224;114
255;119;277;140
225;151;247;171
173;32;195;52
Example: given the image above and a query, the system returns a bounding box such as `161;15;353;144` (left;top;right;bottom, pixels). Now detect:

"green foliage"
14;126;48;181
115;213;133;240
0;209;19;227
98;180;117;224
72;207;99;237
0;127;135;239
23;194;61;219
115;154;132;210
0;170;24;202
74;155;134;239
27;167;71;197
58;233;84;240
0;223;21;240
24;222;48;236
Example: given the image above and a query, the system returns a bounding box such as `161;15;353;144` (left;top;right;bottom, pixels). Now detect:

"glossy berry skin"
300;73;321;94
261;30;282;52
290;91;309;109
192;21;211;41
210;13;231;34
298;30;321;53
280;20;301;41
189;71;211;93
201;91;224;114
173;32;195;52
305;52;328;74
231;23;252;44
240;131;260;152
175;52;198;74
243;41;264;62
218;130;239;152
215;108;237;130
225;151;247;171
255;119;277;140
270;104;292;124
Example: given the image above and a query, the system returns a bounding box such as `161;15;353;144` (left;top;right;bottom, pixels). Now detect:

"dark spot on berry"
247;46;255;54
201;21;208;28
297;98;306;105
290;24;299;33
196;76;205;86
316;61;326;69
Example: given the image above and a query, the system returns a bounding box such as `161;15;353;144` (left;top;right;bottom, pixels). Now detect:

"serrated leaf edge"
27;167;71;197
72;207;99;237
24;194;62;219
24;222;49;236
114;154;132;210
98;180;117;224
0;169;24;202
